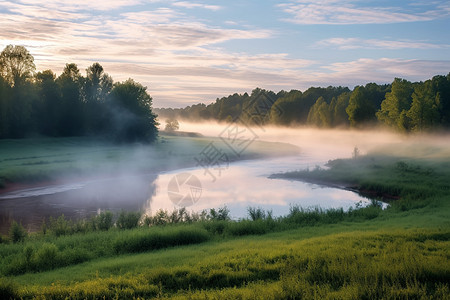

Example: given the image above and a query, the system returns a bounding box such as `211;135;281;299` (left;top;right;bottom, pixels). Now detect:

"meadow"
0;135;449;299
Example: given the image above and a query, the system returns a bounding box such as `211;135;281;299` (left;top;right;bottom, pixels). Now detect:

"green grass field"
0;137;449;299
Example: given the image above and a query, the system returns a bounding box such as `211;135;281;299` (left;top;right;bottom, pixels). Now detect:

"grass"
0;146;449;298
2;227;449;299
0;135;299;187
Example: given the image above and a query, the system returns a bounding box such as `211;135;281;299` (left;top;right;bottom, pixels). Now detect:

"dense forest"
156;74;450;132
0;45;158;142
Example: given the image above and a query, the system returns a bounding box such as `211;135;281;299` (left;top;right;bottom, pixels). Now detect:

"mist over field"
177;121;450;161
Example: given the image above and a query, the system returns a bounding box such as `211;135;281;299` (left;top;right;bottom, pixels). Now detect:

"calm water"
0;153;375;234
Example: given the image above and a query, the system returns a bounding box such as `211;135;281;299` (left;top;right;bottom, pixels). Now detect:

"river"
0;151;374;234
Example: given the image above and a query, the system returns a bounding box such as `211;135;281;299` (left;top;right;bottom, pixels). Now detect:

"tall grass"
6;229;449;299
113;226;210;254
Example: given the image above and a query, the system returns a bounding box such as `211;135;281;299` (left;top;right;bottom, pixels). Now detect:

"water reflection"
0;174;157;234
145;156;373;219
0;155;376;234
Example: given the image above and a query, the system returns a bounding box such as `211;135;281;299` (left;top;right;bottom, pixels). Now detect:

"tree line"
0;45;158;142
156;74;450;132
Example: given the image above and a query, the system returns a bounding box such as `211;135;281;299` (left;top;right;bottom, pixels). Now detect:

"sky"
0;0;449;108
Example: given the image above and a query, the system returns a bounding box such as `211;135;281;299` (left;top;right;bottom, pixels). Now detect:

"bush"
34;243;59;270
248;207;267;221
94;211;114;231
49;215;73;236
226;220;269;236
203;220;227;235
113;227;210;254
208;206;230;221
9;221;27;243
116;211;142;229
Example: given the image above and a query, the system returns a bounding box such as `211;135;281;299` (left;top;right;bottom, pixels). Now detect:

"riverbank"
271;154;450;208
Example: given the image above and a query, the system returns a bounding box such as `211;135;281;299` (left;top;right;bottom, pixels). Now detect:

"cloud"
279;0;450;24
0;0;448;108
172;1;222;11
315;38;448;50
311;58;450;87
14;0;144;11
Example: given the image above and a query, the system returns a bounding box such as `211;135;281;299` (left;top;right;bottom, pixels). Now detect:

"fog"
1;121;449;233
178;121;450;161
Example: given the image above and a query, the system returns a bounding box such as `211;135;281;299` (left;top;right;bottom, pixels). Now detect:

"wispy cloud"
0;0;447;107
172;1;222;11
313;58;450;86
279;0;450;24
14;0;144;11
315;38;448;50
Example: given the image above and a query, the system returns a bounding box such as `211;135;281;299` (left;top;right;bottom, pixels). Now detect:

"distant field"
0;134;299;189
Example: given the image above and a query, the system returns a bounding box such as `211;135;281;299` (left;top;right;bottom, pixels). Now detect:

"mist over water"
2;121;449;233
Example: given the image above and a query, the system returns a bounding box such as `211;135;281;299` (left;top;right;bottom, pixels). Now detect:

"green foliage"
408;79;441;131
247;207;272;221
208;206;230;221
307;96;331;127
94;211;114;231
8;221;27;243
113;227;210;254
116;211;141;230
5;229;449;299
377;78;414;130
0;45;35;87
109;79;158;143
48;215;73;237
0;45;158;141
0;278;19;300
346;85;377;127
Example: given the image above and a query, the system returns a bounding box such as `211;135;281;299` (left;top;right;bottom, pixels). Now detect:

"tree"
0;74;11;137
165;119;180;131
0;45;35;87
0;45;35;137
407;81;440;131
109;78;158;143
83;63;113;134
35;70;62;136
269;90;302;125
332;92;350;126
84;63;112;103
376;78;413;130
307;96;331;127
346;86;376;127
57;63;85;136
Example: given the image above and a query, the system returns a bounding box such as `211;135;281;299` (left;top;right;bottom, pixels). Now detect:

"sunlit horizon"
1;0;449;107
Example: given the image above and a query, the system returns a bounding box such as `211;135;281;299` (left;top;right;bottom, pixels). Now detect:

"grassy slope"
3;220;449;299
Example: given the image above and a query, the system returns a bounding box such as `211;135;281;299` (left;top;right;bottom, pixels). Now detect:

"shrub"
208;206;230;221
116;211;142;229
203;220;227;235
248;207;267;221
113;227;209;254
49;215;73;236
226;220;269;236
95;211;114;231
34;243;59;270
9;221;27;243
